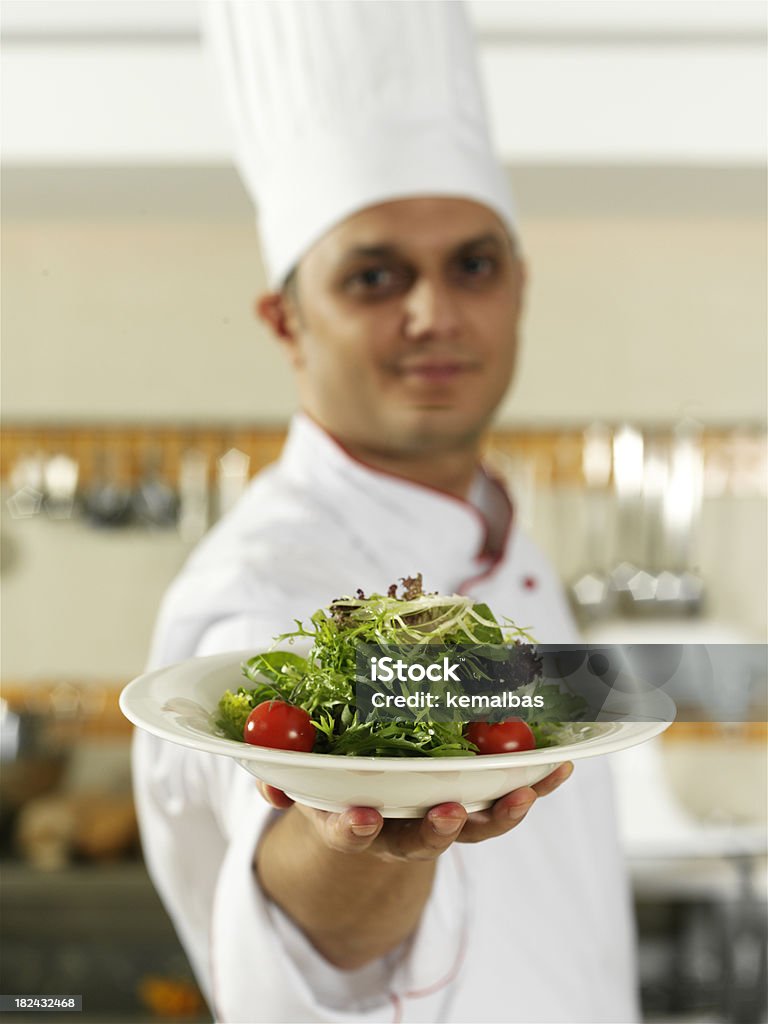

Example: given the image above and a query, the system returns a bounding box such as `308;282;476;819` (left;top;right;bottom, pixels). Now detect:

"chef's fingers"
255;781;295;809
321;808;386;852
457;787;538;844
291;802;465;860
457;765;574;844
395;803;468;861
287;801;385;853
531;762;574;797
354;803;465;863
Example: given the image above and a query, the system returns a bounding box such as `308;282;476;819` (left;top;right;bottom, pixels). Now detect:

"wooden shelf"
2;423;762;488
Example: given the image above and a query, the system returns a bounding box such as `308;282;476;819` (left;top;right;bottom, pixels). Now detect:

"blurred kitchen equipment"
2;862;207;1022
43;453;79;520
5;452;45;518
178;448;210;542
606;422;707;618
14;794;75;870
137;975;206;1020
617;435;670;614
82;450;133;528
614;729;767;1024
655;422;705;615
216;447;250;520
570;423;616;620
15;792;138;869
8;451;45;496
609;424;645;611
641;437;668;564
131;450;179;528
0;699;70;837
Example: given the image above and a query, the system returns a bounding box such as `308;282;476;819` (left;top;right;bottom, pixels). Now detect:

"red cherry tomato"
466;718;536;754
243;700;316;752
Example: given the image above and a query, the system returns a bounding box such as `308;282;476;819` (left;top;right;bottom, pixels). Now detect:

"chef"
133;3;638;1022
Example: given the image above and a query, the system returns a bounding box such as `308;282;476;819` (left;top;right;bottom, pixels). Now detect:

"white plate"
120;650;673;817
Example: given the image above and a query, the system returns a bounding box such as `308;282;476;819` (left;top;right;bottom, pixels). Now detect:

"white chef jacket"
133;413;639;1024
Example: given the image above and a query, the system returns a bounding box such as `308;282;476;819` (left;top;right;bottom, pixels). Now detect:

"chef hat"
203;1;516;288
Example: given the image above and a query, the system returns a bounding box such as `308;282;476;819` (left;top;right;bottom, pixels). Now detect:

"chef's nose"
403;276;461;341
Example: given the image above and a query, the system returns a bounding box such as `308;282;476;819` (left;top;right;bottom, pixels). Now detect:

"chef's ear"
256;291;301;345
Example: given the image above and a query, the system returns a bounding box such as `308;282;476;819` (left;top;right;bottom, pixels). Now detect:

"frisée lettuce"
216;575;586;756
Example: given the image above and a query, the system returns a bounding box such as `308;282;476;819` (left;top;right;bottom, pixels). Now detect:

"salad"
216;575;586;757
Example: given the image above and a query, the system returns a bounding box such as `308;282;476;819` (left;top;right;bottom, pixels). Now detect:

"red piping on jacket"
457;463;516;593
304;412;516;572
386;848;470;1021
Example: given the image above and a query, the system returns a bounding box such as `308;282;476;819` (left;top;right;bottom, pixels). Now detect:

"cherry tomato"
243;700;316;752
466;718;536;754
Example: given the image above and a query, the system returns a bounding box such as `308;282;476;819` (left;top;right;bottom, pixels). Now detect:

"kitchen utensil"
657;424;705;615
0;700;70;832
177;448;209;542
610;424;645;611
216;448;250;520
131;451;179;528
15;792;139;869
570;423;616;620
5;453;45;518
619;437;668;613
82;451;132;528
43;454;79;520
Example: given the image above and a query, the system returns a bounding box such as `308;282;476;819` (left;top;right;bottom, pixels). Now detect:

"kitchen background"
1;2;766;1023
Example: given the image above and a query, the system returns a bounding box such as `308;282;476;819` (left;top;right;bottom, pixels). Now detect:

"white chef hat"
203;1;516;288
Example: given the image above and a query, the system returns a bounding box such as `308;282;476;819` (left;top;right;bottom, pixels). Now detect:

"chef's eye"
344;265;410;299
458;254;497;280
359;267;392;288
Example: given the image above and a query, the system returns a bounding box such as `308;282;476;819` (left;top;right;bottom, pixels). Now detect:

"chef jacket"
133;413;639;1024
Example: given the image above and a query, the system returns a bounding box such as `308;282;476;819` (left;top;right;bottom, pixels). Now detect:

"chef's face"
259;197;525;459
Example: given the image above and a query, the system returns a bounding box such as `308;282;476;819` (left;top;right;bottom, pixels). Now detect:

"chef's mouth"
397;362;475;383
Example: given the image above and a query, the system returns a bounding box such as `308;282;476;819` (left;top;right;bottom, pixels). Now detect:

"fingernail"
431;816;463;836
350;823;379;837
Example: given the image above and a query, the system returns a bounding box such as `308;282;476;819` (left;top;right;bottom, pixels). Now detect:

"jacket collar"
279;414;512;592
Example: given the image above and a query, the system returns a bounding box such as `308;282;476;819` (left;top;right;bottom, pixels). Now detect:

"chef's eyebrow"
455;232;507;252
341;231;509;262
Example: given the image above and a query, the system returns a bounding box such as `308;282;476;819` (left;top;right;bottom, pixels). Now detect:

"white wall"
2;165;765;425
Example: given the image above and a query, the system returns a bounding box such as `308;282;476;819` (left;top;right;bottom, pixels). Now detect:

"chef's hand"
255;766;574;969
256;762;573;862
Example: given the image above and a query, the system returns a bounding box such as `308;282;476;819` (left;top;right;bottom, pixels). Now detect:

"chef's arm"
256;802;439;970
255;763;572;971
